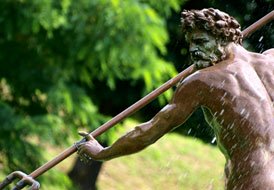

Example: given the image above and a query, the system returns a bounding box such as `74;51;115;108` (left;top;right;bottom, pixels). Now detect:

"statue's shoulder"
262;48;274;57
176;70;206;89
254;48;274;67
178;68;220;88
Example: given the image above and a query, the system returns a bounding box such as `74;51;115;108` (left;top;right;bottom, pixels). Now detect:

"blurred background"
0;0;273;189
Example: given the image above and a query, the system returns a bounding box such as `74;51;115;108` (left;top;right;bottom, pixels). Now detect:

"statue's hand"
76;131;104;163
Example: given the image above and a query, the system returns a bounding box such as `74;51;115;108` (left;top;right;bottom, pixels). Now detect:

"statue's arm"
78;78;202;161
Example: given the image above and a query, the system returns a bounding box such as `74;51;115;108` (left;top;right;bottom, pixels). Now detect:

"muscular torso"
178;44;274;189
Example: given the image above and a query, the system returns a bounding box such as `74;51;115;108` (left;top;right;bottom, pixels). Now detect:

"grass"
97;120;226;190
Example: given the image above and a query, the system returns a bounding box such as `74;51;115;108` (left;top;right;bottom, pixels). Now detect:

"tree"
0;0;186;189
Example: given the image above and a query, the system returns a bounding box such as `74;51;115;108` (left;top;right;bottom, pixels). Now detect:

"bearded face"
186;29;226;69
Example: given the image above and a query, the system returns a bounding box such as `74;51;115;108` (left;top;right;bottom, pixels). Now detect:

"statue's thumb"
78;131;93;141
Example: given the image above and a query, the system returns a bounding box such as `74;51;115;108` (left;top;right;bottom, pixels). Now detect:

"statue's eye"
194;38;209;44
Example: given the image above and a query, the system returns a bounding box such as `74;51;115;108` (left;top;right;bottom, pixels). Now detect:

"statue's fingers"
77;142;88;149
77;146;86;155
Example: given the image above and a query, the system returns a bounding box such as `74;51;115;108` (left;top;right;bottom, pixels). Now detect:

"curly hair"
181;8;243;44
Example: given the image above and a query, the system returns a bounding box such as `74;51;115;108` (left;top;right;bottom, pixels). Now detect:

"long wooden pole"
29;64;196;179
242;10;274;38
1;9;274;189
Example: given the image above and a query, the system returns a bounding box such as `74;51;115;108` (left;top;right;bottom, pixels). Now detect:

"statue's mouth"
191;51;207;61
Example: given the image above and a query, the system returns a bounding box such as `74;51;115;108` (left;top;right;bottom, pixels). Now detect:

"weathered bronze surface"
78;8;274;189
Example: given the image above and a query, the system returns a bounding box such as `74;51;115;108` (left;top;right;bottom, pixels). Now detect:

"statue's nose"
189;43;199;53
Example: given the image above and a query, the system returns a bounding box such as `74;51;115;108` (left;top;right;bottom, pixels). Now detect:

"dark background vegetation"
0;0;273;189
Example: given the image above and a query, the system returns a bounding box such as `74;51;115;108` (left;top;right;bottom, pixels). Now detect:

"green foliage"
65;0;178;91
0;0;186;184
142;0;186;17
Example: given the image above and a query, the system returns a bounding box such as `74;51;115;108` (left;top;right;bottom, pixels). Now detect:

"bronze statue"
78;8;274;190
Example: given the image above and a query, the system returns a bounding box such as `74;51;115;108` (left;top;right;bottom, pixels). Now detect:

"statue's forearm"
97;124;155;161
